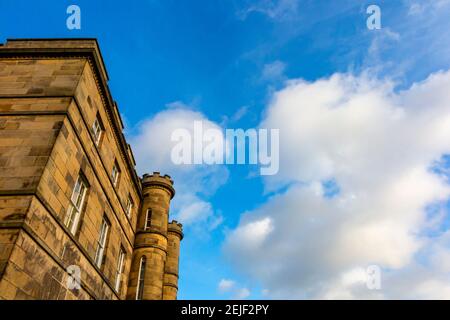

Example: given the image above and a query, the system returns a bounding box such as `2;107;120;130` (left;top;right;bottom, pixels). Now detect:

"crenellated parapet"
141;172;175;199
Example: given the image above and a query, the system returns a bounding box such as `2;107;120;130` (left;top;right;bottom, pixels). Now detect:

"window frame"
144;209;152;231
94;216;110;268
111;160;121;187
115;248;126;293
64;174;89;235
136;256;146;300
126;195;134;218
91;115;104;146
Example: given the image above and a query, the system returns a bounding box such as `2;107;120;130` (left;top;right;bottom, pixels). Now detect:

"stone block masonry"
0;39;183;300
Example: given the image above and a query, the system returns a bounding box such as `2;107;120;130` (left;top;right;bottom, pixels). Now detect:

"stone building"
0;39;183;300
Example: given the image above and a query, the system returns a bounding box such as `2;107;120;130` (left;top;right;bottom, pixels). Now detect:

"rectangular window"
94;216;110;268
115;248;126;293
91;116;104;146
64;174;88;235
136;256;146;300
145;209;152;230
126;195;133;218
111;161;120;187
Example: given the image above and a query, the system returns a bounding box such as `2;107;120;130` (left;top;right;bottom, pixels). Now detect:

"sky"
1;0;450;299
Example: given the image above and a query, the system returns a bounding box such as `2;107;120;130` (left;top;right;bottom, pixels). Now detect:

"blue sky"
2;0;450;299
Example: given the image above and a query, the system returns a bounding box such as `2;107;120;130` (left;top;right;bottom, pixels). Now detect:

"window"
136;256;146;300
94;216;110;268
126;195;134;218
111;161;120;187
115;248;126;293
145;209;152;231
65;174;88;235
91;115;104;146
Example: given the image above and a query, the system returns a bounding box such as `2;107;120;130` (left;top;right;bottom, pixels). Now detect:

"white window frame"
91;117;103;146
64;175;88;235
126;195;133;218
136;256;146;300
111;162;120;187
145;209;152;230
115;248;126;293
94;217;110;268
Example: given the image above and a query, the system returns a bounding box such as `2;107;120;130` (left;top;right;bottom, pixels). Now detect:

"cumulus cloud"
129;104;228;232
218;279;236;293
218;278;251;299
224;71;450;299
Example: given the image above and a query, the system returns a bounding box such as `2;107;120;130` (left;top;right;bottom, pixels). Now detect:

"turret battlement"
168;220;184;240
141;172;175;198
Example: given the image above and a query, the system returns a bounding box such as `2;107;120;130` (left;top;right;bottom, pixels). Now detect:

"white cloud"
224;71;450;299
221;105;250;126
372;1;450;80
226;217;273;252
129;104;228;232
176;194;214;224
217;278;251;299
231;105;249;122
407;0;450;15
261;60;286;82
237;0;299;21
234;287;251;299
218;279;235;293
